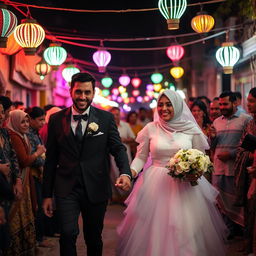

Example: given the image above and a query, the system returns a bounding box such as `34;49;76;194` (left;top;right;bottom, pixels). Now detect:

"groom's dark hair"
70;72;96;90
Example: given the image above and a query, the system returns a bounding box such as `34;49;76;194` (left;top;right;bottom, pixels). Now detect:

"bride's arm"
130;125;150;178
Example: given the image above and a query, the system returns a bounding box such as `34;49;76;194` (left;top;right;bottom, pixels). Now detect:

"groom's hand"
42;198;54;217
115;175;131;191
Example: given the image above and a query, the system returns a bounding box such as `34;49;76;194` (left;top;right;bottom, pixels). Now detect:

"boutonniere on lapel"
87;122;99;135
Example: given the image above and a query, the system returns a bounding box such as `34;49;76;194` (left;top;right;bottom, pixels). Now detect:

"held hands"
217;151;231;162
184;172;202;182
42;198;54;217
115;175;131;191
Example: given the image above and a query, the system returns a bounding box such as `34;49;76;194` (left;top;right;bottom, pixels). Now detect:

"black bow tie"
73;114;88;122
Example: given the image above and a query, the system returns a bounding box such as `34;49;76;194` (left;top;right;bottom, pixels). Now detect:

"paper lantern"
191;12;215;34
151;73;163;84
62;65;80;83
14;19;45;55
158;0;187;30
154;83;162;92
215;42;240;74
118;86;126;94
0;4;17;48
93;49;111;73
101;77;113;88
43;43;67;68
35;59;51;80
166;44;184;62
0;33;21;55
102;89;110;97
132;90;140;97
119;74;130;87
131;77;142;88
170;66;184;79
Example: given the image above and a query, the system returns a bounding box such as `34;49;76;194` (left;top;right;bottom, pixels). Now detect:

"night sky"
7;0;223;81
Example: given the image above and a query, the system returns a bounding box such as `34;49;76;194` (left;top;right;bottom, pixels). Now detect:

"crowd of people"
0;72;255;256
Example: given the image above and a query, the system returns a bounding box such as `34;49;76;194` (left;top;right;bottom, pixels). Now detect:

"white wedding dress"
117;122;227;256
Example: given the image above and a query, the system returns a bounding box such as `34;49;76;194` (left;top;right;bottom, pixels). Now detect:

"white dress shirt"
71;106;90;136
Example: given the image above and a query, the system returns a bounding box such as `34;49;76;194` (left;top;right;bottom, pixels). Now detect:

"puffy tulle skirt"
116;165;227;256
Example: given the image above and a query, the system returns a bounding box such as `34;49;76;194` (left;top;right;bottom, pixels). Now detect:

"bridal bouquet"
166;149;213;186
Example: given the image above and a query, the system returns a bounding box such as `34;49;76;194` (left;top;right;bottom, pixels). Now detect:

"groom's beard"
73;98;92;112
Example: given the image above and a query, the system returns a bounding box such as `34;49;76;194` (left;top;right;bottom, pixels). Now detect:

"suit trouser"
55;182;108;256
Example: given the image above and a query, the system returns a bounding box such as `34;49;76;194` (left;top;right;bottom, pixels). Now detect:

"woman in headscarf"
0;102;21;255
117;90;227;256
4;110;45;256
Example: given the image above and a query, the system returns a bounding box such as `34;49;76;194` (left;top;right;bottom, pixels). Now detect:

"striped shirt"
211;110;252;176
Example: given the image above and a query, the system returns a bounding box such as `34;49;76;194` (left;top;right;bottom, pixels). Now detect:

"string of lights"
49;24;242;42
3;0;226;14
45;29;241;51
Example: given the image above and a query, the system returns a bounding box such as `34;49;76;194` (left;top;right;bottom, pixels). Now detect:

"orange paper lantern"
0;33;22;55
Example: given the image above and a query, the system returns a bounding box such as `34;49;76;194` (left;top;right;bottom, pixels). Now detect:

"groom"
42;72;131;256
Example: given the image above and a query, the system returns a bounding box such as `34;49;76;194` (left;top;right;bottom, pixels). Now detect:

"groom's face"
70;81;95;113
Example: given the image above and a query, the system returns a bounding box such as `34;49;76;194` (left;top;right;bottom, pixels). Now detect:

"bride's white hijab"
155;90;209;149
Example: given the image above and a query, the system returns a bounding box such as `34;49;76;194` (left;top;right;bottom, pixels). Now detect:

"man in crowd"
234;91;247;114
210;91;251;239
234;87;256;254
209;97;221;122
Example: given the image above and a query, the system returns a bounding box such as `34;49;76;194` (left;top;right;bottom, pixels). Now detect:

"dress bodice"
149;123;193;166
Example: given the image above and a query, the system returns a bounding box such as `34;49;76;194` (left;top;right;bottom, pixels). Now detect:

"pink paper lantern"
132;90;140;97
119;74;130;87
93;49;111;73
112;88;119;96
166;44;185;62
130;97;135;103
137;96;143;103
131;77;142;88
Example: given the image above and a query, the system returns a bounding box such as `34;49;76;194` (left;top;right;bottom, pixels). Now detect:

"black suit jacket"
42;106;131;203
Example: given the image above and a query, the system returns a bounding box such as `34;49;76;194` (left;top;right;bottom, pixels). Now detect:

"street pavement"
36;204;246;256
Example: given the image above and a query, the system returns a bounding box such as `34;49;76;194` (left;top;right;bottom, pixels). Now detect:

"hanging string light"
62;65;80;83
191;11;215;34
166;44;185;63
215;42;240;74
0;33;22;55
0;4;17;48
170;66;184;80
35;59;51;80
93;41;111;73
14;19;45;55
158;0;187;30
43;43;67;69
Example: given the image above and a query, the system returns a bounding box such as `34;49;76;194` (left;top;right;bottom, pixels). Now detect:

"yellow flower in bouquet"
166;149;213;186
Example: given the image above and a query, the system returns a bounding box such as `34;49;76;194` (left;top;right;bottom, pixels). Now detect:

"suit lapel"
62;107;79;154
85;106;99;138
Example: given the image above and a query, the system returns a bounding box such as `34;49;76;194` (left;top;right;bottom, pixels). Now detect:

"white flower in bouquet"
166;149;213;186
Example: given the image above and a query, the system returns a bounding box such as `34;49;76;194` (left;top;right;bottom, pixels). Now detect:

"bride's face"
157;95;174;122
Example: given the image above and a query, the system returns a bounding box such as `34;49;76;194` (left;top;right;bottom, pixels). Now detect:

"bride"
116;90;227;256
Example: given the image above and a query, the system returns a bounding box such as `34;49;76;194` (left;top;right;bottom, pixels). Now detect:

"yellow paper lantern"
191;12;215;34
154;83;162;92
14;19;45;55
170;67;184;79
